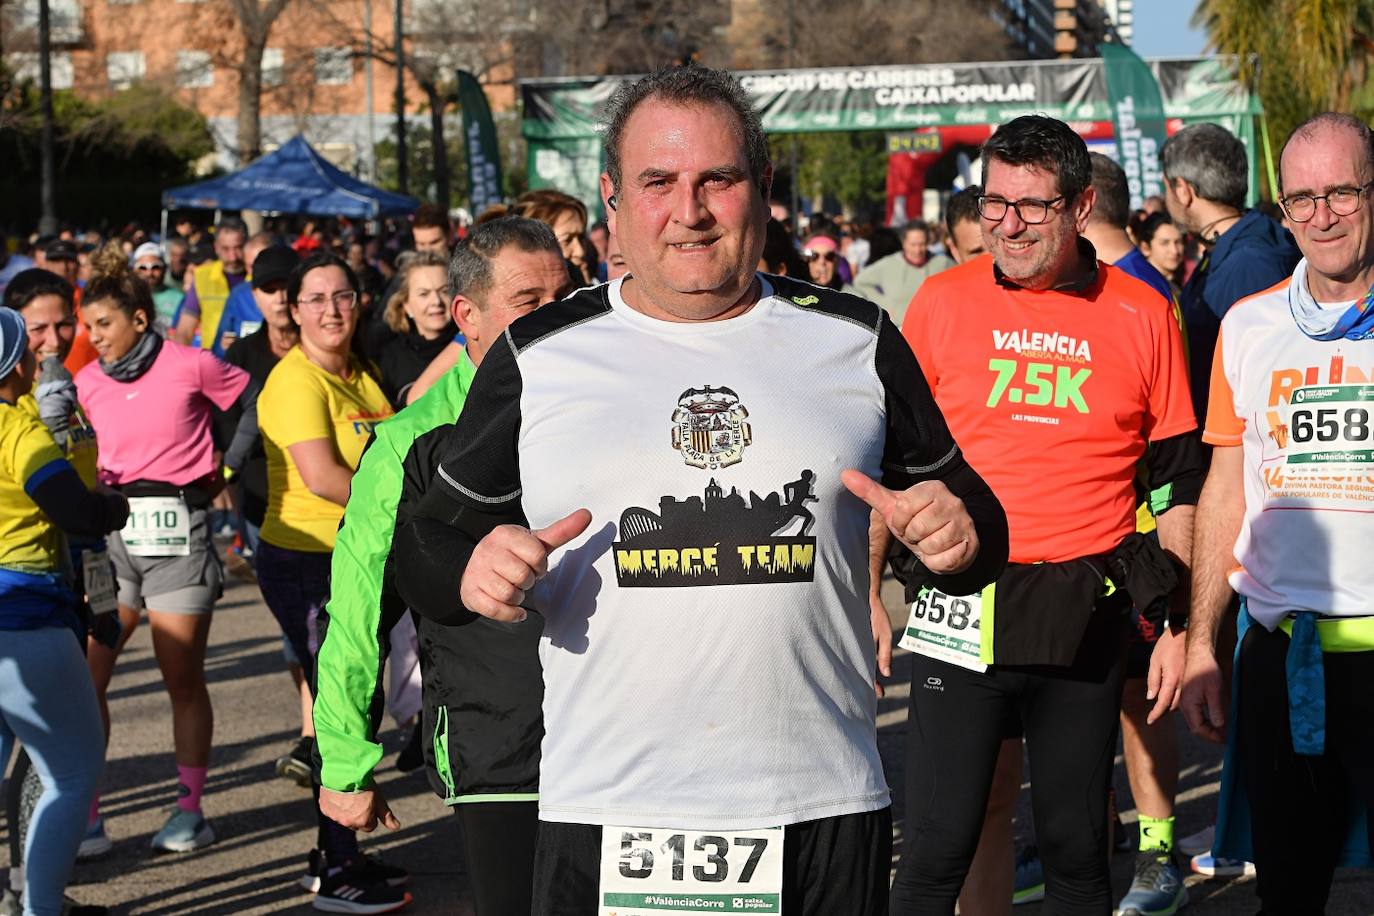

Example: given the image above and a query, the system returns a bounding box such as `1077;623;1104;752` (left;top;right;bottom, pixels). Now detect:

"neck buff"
1288;258;1374;342
100;327;164;382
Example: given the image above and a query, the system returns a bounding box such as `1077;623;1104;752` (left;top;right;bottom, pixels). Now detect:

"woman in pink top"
74;245;256;855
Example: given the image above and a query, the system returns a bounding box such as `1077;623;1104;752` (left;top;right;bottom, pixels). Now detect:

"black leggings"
890;607;1129;916
256;541;359;865
1237;623;1374;915
531;809;892;916
455;801;539;916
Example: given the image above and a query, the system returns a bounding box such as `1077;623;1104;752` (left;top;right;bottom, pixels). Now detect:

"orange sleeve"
1202;325;1245;445
900;284;940;393
63;328;100;376
1143;297;1198;441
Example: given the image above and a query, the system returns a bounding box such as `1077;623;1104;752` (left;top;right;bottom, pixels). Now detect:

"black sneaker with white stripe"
312;867;410;914
299;848;409;894
307;850;411;914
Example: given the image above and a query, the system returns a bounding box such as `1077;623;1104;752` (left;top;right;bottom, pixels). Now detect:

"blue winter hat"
0;307;29;381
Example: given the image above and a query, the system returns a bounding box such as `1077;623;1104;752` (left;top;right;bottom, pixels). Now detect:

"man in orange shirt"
888;115;1203;915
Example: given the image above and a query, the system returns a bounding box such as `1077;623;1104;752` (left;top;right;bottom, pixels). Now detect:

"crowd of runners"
0;63;1371;916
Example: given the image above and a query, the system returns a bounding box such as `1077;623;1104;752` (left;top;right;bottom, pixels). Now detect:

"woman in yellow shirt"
0;305;129;916
255;253;408;911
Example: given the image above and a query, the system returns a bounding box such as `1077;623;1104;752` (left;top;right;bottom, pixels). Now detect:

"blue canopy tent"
161;135;418;221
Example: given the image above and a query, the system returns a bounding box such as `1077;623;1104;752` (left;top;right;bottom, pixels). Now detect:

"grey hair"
215;216;248;239
602;65;770;192
1279;112;1374;194
899;220;932;241
446;216;561;305
1160;123;1248;211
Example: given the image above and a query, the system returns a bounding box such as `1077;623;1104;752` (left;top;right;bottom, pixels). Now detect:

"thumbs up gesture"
459;509;593;622
842;470;977;575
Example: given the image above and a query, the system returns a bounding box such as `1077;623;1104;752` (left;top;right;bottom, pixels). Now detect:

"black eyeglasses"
1279;182;1374;223
976;195;1067;225
802;249;838;263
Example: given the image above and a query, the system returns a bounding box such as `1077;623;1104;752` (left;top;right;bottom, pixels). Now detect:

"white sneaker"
150;808;215;853
1190;852;1256;878
77;817;113;860
1177;823;1215;858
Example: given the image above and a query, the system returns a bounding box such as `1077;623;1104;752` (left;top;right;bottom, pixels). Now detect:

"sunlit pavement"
5;570;1370;913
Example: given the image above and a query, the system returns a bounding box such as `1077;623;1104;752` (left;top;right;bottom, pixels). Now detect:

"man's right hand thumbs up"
460;509;593;622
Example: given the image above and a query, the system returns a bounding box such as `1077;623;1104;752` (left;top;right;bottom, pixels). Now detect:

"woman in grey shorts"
73;245;258;854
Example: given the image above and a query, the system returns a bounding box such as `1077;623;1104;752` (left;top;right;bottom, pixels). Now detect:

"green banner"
526;136;603;205
521;57;1259;142
457;70;503;214
520;57;1261;211
1102;44;1168;210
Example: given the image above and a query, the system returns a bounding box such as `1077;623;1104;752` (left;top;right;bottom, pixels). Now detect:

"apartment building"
996;0;1128;58
2;0;522;171
3;0;1135;172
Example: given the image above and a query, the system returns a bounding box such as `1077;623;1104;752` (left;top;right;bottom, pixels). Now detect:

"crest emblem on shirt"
671;385;752;470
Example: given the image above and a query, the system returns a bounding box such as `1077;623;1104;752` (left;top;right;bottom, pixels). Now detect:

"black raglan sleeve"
394;334;527;625
1142;431;1206;512
875;316;1008;596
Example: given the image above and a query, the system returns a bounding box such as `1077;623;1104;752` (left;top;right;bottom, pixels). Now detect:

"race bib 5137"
598;826;783;915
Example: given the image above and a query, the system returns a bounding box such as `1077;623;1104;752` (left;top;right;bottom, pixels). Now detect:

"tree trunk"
425;81;450;208
237;38;266;165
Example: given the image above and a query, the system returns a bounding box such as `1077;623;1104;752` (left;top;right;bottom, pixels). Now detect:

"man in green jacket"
312;217;572;915
852;219;954;326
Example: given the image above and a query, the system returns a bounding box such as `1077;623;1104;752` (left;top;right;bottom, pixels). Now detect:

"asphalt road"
3;570;1371;914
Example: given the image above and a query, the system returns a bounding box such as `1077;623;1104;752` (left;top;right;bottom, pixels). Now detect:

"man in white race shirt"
393;65;1009;915
1181;112;1374;913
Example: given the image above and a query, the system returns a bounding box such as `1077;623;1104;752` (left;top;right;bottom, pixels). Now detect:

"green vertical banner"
457;70;504;214
1102;43;1169;210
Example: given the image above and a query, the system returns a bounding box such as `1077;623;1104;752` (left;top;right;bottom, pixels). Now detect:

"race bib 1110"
121;496;191;557
598;826;783;915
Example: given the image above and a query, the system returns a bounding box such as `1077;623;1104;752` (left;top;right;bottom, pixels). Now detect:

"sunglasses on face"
803;249;838;263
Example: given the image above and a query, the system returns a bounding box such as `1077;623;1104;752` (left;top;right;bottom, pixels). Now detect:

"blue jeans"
0;627;104;916
240;517;261;565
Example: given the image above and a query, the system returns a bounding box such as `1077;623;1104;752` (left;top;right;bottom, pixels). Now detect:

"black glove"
91;611;123;650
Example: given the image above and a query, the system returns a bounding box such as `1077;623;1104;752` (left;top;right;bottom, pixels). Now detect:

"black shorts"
531;808;892;916
1125;598;1166;680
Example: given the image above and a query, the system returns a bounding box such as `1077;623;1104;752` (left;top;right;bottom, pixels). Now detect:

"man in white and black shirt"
396;65;1008;915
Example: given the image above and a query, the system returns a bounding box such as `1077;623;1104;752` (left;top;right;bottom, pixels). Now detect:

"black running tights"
890;609;1129;915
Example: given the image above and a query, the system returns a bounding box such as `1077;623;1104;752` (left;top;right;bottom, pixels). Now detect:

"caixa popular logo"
671;385;752;470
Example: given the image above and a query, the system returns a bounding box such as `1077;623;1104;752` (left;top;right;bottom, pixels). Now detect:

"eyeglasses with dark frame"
297;290;359;312
802;249;839;263
976;195;1068;225
1279;182;1374;223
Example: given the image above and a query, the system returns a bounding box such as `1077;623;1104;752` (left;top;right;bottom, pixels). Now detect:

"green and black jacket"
313;351;543;803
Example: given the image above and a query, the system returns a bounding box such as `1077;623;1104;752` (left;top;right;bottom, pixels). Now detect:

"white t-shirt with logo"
1204;273;1374;629
424;275;973;829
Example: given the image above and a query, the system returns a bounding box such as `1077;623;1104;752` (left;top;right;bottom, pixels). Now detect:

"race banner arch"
520;56;1263;221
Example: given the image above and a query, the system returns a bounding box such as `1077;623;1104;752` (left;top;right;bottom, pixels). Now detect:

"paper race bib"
121;497;191;557
899;586;987;672
1284;384;1374;472
599;826;783;915
81;547;118;614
